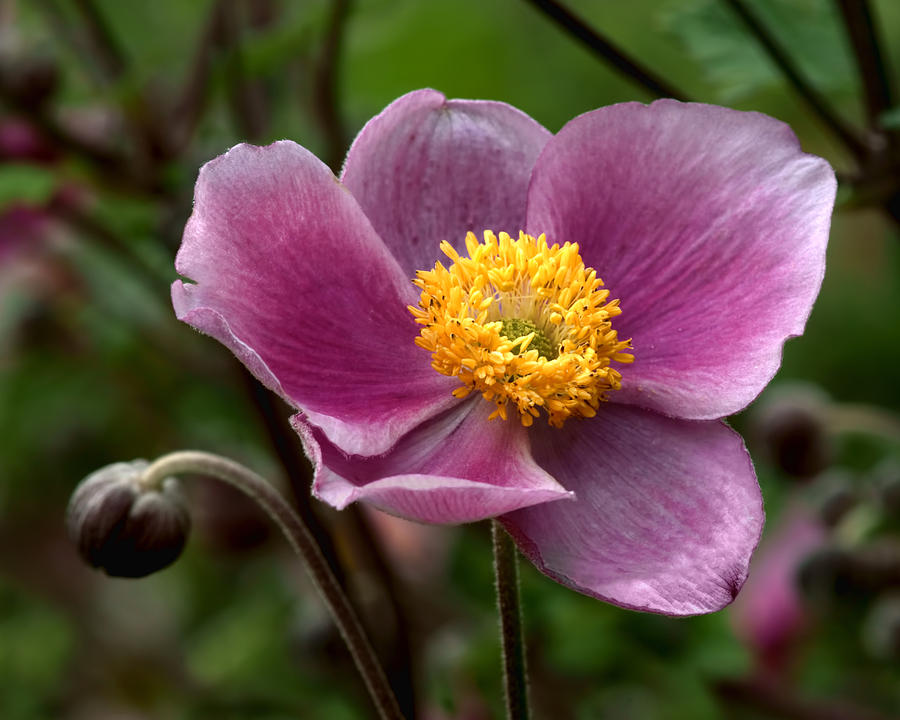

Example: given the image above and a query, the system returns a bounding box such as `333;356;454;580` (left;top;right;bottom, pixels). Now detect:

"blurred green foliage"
2;0;900;718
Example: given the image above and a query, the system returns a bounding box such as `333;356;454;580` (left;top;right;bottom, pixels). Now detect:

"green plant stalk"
493;520;530;720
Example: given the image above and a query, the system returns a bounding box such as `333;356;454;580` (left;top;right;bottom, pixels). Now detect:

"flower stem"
140;450;404;720
492;520;530;720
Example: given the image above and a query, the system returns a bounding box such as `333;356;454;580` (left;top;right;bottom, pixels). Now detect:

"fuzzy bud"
67;460;190;578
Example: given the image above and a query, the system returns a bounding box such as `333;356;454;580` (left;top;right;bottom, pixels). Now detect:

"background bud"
67;460;191;578
751;383;832;479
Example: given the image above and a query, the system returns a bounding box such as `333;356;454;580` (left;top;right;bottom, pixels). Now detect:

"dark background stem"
835;0;895;130
723;0;867;159
522;0;689;101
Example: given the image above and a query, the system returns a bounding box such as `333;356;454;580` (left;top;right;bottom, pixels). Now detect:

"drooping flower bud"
67;460;191;578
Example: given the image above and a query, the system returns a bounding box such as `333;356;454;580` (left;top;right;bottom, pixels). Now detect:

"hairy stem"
140;450;404;720
493;520;530;720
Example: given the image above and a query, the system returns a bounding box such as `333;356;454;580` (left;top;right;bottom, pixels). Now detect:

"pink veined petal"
500;405;764;615
172;141;458;457
341;88;552;276
294;399;573;525
526;99;836;420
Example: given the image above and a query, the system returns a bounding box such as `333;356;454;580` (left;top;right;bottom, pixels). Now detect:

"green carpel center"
499;318;558;360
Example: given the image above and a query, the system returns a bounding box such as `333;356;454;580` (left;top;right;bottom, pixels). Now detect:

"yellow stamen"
408;230;634;427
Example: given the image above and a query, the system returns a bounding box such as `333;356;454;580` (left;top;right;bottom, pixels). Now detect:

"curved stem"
492;520;530;720
140;450;404;720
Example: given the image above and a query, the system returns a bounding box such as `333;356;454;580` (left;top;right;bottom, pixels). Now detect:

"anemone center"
499;318;558;360
408;230;634;428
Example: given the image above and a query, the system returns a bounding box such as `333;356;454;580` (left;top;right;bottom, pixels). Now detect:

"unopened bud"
67;460;190;577
751;384;832;479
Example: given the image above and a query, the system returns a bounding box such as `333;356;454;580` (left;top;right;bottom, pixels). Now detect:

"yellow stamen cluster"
409;230;634;428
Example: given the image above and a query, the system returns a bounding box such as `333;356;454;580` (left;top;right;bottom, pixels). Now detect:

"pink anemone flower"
172;89;835;615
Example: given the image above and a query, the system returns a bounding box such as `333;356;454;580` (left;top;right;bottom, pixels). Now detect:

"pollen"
408;230;634;428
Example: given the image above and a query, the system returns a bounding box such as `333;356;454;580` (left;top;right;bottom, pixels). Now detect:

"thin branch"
493;521;530;720
218;0;268;141
0;79;167;195
723;0;867;158
313;0;351;172
0;90;117;168
834;0;895;129
168;0;229;155
34;0;106;87
70;0;127;82
69;0;175;170
521;0;689;101
47;198;169;290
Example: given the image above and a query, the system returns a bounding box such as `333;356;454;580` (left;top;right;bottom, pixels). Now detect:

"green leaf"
0;164;56;210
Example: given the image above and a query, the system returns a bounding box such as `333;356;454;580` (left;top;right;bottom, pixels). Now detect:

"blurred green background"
1;0;899;718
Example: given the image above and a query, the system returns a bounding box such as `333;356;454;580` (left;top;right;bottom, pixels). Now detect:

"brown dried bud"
66;460;190;578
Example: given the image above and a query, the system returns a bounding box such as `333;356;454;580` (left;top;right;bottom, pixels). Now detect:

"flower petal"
526;99;836;420
500;405;764;615
341;89;552;275
172;141;457;457
294;399;573;524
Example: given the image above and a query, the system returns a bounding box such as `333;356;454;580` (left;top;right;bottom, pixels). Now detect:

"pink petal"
295;399;572;524
341;89;552;275
173;141;457;457
526;99;835;420
500;405;764;615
